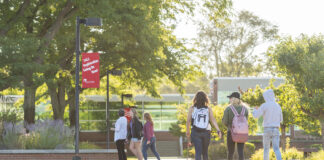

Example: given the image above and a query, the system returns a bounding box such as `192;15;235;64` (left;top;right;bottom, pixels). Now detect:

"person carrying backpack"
253;89;282;160
186;91;222;160
222;92;249;160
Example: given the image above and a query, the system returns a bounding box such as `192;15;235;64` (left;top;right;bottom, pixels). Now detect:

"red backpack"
230;106;249;143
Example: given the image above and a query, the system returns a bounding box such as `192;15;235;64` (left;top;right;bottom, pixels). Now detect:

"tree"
268;34;324;148
0;0;77;125
0;0;233;126
198;10;278;77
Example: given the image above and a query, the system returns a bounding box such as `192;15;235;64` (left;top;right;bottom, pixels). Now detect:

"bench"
299;148;319;157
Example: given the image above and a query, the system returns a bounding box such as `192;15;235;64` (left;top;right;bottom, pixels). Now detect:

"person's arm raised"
209;107;222;137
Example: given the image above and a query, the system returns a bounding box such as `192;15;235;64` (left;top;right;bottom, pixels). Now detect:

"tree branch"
0;0;31;36
300;106;319;119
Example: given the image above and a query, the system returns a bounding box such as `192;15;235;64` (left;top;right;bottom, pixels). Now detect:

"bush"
0;120;74;149
24;120;74;149
251;148;303;160
208;143;227;159
80;141;102;149
1;122;25;149
282;148;303;160
183;146;195;158
306;150;324;160
233;142;255;159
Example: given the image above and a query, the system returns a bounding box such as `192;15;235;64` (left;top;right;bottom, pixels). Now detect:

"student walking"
186;91;222;160
112;109;128;160
222;92;249;160
128;108;144;160
253;89;282;160
142;113;160;160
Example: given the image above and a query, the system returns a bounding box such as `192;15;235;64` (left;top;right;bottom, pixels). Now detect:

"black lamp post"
121;94;133;108
106;70;122;150
75;17;102;157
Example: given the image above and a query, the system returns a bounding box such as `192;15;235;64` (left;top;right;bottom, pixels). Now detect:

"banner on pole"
82;52;100;88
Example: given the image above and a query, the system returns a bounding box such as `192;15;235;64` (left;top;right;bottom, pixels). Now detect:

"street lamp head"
122;94;133;98
84;18;102;26
110;70;122;76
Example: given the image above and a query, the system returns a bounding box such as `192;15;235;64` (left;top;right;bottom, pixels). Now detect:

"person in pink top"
142;113;160;160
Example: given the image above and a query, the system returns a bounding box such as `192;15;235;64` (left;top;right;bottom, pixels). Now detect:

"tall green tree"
198;10;278;77
0;0;77;124
41;0;233;126
0;0;233;126
268;35;324;148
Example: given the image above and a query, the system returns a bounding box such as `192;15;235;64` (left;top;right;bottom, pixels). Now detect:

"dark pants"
227;131;244;160
191;128;211;160
142;137;160;160
116;139;127;160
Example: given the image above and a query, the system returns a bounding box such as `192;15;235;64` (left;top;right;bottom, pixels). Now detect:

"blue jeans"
263;127;282;160
191;128;211;160
142;137;160;160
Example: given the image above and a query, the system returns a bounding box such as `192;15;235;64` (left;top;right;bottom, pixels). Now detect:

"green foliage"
24;120;74;149
268;34;324;138
0;120;73;149
0;108;23;123
198;10;278;77
183;146;195;158
208;143;227;159
208;142;255;159
242;82;310;133
251;148;303;160
306;150;324;160
1;123;25;149
242;142;256;159
79;141;102;149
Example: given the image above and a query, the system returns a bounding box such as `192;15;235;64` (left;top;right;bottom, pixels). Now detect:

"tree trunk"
47;82;67;121
23;86;36;125
280;124;286;151
68;89;76;127
320;120;324;149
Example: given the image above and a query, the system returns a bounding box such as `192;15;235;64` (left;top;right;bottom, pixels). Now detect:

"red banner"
82;53;100;88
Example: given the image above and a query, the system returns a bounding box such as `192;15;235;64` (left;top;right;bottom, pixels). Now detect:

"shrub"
306;150;324;160
282;148;303;160
208;143;227;159
251;148;303;160
1;122;25;149
183;146;195;158
233;142;256;159
24;120;74;149
251;149;277;160
80;141;102;149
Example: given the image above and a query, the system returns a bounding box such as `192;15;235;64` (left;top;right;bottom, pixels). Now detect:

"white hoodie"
253;89;283;127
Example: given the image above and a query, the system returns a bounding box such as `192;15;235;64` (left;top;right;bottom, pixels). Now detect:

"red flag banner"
82;52;100;88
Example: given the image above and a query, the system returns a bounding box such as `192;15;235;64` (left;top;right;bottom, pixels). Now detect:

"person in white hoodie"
253;89;282;160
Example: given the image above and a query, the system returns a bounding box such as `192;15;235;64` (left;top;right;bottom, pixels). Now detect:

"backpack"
192;106;209;130
230;105;248;143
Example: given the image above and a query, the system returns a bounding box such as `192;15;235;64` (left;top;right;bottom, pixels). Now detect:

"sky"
174;0;324;42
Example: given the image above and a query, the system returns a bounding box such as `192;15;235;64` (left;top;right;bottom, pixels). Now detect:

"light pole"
106;70;122;150
121;94;133;108
75;17;102;157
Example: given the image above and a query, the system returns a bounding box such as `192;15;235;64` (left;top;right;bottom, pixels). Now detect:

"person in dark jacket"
128;108;143;160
